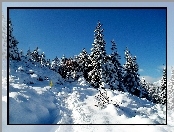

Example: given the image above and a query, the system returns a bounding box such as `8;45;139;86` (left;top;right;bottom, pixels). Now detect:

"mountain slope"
2;59;174;131
8;59;166;124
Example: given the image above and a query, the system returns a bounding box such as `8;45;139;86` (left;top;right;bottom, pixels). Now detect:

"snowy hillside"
2;60;174;131
6;58;167;124
7;59;167;124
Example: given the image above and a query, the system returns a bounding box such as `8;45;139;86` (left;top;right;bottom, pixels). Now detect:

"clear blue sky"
9;8;166;82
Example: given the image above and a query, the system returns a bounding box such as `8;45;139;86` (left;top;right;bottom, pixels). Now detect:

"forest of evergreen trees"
9;20;167;105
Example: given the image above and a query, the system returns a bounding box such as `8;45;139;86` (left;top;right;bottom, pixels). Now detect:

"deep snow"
2;59;174;132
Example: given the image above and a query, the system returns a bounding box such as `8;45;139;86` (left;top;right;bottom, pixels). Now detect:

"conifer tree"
123;48;142;97
109;40;124;91
78;48;91;80
46;59;51;69
99;56;114;89
144;77;164;104
26;48;32;61
58;55;68;79
146;67;166;104
141;77;147;88
88;21;107;88
40;52;47;66
73;55;81;72
140;77;149;98
19;50;25;60
9;19;20;60
31;47;39;62
159;66;167;104
51;56;60;72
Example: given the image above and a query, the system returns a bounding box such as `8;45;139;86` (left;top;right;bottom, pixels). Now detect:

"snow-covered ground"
2;59;174;132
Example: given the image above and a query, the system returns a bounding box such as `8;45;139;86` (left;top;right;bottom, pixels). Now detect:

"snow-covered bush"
95;88;109;109
94;84;119;109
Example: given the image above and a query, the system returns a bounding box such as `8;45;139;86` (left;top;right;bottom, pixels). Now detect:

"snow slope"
2;59;174;132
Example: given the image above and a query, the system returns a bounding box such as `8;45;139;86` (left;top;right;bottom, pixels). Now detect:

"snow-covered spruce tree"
88;21;108;88
101;57;117;90
51;56;60;72
64;57;75;82
26;48;32;62
168;67;174;109
123;48;146;97
150;66;166;104
147;85;154;101
144;81;159;103
58;55;68;79
140;77;149;99
19;50;25;60
109;40;124;91
46;59;51;69
141;77;147;90
40;52;47;67
69;56;83;80
30;47;40;62
29;47;47;67
9;19;20;61
159;66;167;105
77;48;91;81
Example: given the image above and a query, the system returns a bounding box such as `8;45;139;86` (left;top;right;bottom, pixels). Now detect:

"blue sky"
8;8;166;82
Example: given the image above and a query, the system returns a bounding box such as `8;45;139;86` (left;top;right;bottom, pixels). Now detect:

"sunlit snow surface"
2;60;174;131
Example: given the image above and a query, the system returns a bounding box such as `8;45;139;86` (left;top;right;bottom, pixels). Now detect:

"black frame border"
7;6;167;125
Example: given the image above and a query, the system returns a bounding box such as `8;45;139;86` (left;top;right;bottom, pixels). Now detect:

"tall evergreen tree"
88;21;107;88
19;50;25;60
147;67;167;105
9;19;20;60
70;57;81;80
77;48;91;80
40;52;47;66
109;40;124;91
46;59;51;69
141;77;147;88
26;48;32;61
30;47;40;62
159;66;167;104
140;77;149;98
101;57;117;89
123;48;143;97
51;56;60;72
58;55;68;79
